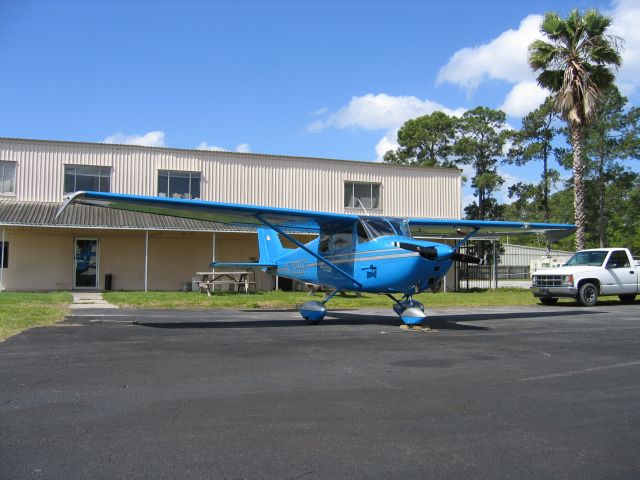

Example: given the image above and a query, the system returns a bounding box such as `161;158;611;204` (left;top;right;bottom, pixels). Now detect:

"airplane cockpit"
359;217;411;242
319;218;412;255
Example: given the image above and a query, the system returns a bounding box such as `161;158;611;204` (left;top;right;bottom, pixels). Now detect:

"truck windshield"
565;251;608;267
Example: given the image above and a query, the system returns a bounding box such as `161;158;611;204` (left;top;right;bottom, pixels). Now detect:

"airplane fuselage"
275;235;453;295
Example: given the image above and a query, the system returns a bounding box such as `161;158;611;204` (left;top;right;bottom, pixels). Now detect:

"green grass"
103;288;542;310
0;292;72;341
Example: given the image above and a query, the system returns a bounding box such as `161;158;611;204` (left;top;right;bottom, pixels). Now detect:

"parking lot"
1;304;639;479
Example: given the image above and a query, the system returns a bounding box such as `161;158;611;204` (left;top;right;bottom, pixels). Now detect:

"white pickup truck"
531;248;639;306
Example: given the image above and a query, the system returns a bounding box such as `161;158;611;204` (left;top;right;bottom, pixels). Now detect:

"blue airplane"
59;191;575;325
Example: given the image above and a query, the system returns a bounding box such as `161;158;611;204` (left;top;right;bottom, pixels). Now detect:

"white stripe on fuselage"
306;250;419;267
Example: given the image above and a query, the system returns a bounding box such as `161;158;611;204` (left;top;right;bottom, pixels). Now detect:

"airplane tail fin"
258;227;289;265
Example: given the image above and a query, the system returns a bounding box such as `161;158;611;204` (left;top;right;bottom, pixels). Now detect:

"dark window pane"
344;183;354;208
371;184;380;209
170;173;190;197
158;171;169;197
190;174;200;199
99;175;110;192
354;183;371;209
1;162;16;194
76;173;100;191
64;170;76;194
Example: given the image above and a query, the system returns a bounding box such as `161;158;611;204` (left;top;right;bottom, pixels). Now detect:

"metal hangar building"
0;137;462;291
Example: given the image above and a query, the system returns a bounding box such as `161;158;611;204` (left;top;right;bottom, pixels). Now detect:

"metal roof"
0;200;254;233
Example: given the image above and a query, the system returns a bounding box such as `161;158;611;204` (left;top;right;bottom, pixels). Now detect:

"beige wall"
0;138;462;219
0;227;276;291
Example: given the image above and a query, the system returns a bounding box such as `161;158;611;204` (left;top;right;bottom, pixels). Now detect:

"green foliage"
528;8;622;250
506;97;561;224
455;107;511;220
383;111;458;167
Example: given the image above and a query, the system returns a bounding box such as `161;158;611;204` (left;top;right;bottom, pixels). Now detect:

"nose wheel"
388;295;426;325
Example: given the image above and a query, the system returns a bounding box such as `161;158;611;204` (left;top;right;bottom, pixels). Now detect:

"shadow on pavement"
132;308;594;331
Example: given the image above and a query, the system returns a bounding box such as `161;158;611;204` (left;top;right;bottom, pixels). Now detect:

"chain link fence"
453;241;573;291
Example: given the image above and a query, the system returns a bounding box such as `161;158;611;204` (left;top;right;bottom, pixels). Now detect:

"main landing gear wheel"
299;289;339;324
299;301;326;323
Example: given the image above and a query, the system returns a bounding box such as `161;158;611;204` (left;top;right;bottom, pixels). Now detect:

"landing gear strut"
388;294;426;325
299;289;339;323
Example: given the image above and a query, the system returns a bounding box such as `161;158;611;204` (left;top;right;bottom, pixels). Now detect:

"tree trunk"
571;126;586;250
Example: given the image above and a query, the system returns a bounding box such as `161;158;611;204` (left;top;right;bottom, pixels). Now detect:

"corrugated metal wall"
0;138;461;219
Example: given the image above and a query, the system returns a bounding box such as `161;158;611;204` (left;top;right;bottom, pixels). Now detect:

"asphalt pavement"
1;303;639;479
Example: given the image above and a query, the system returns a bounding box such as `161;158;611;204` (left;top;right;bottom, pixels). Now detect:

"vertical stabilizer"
258;227;288;264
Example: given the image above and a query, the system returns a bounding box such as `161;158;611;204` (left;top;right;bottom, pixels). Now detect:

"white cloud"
103;130;166;147
309;93;464;160
196;141;226;151
500;81;549;117
308;93;464;133
196;142;252;153
608;0;640;95
374;130;399;162
437;14;543;93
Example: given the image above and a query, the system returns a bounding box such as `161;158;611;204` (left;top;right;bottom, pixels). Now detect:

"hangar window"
0;161;16;195
158;170;200;199
64;165;111;194
344;182;380;210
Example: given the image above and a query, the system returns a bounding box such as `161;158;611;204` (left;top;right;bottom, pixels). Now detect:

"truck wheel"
618;294;636;304
540;298;558;305
577;282;598;307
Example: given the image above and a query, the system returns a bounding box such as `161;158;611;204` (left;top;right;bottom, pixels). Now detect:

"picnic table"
195;271;256;295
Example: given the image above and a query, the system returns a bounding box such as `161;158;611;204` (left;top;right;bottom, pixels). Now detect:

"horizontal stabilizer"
210;261;276;269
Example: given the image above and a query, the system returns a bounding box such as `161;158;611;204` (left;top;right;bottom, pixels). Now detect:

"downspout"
0;226;5;292
144;230;149;292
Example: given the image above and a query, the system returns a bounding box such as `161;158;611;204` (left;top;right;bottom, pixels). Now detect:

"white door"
602;250;636;295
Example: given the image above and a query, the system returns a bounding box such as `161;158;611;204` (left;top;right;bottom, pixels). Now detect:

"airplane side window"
357;222;369;243
319;233;330;254
332;227;354;251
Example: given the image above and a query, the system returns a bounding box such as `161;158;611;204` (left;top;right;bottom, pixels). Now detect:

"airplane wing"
408;218;576;242
57;191;358;233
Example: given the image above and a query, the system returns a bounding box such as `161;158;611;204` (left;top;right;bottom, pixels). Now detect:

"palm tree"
528;9;622;250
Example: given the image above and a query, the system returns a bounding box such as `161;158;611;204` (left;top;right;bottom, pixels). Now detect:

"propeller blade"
395;241;484;264
396;242;437;260
450;252;485;264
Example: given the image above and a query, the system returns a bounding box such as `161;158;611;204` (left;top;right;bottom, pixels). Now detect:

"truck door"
602;250;637;294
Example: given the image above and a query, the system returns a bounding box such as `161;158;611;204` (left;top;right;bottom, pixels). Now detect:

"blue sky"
1;0;639;205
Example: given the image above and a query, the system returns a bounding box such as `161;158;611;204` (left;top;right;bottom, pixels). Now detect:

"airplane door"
603;250;636;294
317;226;356;288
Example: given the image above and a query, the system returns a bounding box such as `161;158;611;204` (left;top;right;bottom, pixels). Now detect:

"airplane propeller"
395;241;485;264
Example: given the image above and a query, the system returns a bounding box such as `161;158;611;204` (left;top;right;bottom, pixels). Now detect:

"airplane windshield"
388;219;411;237
361;218;397;239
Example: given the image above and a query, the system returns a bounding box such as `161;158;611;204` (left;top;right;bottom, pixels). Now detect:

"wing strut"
257;216;363;289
